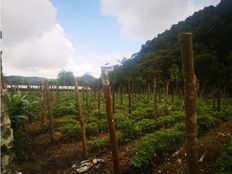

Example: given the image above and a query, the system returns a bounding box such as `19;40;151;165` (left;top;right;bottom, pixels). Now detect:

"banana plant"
6;91;38;130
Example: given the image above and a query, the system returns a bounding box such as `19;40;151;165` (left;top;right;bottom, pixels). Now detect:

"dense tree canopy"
109;0;232;93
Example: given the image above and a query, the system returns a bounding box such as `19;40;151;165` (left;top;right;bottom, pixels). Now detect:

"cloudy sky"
1;0;220;78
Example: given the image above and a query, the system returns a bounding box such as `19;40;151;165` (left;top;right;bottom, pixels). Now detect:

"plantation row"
6;85;232;173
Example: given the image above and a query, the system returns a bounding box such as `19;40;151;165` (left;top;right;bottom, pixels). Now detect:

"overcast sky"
1;0;220;78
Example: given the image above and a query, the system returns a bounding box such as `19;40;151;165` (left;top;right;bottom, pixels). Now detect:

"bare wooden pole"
44;80;55;142
178;32;200;174
128;82;132;114
74;79;87;158
56;85;60;109
112;84;115;114
164;80;169;114
101;66;121;174
97;80;101;110
42;82;48;127
153;77;158;119
147;80;151;103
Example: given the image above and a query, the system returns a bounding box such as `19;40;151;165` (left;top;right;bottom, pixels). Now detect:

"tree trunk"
44;80;55;142
153;77;158;119
74;79;87;158
179;32;200;174
101;67;121;174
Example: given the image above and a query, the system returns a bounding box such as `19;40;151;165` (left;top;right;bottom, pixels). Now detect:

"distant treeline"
4;71;99;88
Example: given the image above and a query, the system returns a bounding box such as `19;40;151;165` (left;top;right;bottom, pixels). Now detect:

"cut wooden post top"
101;66;110;86
178;32;192;42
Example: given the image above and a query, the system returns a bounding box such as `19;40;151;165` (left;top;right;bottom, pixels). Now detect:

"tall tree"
57;70;75;86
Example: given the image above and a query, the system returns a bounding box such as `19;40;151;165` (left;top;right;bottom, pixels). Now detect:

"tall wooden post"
44;80;55;142
217;88;221;112
179;32;200;174
164;80;169;114
120;85;123;106
97;80;101;110
101;66;121;174
147;80;151;103
56;85;60;109
128;82;132;114
153;77;158;119
74;79;87;158
112;85;115;114
42;82;48;127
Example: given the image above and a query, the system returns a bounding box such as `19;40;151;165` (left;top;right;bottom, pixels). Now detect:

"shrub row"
129;124;185;171
115;112;184;141
214;136;232;174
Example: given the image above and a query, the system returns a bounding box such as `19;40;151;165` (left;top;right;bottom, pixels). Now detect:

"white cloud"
1;0;77;78
100;0;219;39
2;0;56;47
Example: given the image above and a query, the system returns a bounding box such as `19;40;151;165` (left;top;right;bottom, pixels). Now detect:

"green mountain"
111;0;232;92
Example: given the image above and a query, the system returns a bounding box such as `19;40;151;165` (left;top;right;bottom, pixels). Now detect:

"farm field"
1;0;232;174
7;89;232;174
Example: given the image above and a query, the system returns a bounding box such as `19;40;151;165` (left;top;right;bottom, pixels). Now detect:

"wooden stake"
101;66;121;174
147;80;151;103
178;32;200;174
164;80;169;114
44;80;55;142
128;82;132;114
153;77;158;119
97;80;101;110
74;79;87;158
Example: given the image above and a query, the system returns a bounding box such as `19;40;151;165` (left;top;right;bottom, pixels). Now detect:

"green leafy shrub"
198;115;217;133
55;115;82;137
55;102;76;116
215;136;232;174
7;91;39;130
92;110;106;120
144;108;154;119
86;122;99;136
135;119;156;133
57;123;81;135
96;119;108;132
115;113;140;140
54;115;77;126
130;110;145;121
88;137;109;154
129;124;184;171
213;107;232;121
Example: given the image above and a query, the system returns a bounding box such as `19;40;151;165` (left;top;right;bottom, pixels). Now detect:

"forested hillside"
110;0;232;94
